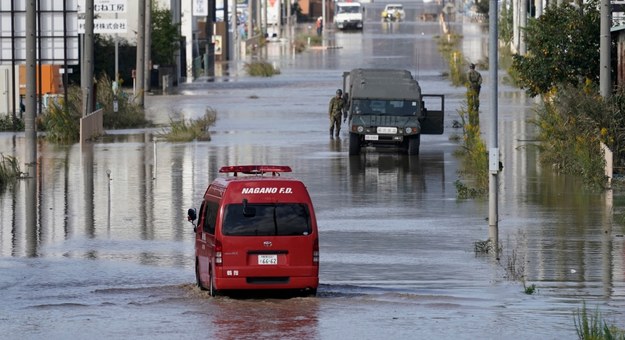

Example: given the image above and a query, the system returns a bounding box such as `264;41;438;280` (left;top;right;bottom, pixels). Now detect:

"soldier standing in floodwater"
468;63;482;112
329;89;344;138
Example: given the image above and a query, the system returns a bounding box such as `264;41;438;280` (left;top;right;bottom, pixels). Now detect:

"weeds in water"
533;86;608;190
474;239;495;254
244;60;280;77
38;74;149;143
524;284;536;295
39;94;81;143
97;74;149;129
159;108;217;142
574;302;625;340
293;34;322;52
0;154;20;191
0;114;25;131
497;231;541;294
435;32;467;87
456;180;487;199
454;94;488;198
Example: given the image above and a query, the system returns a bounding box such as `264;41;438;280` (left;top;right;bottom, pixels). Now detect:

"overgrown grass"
244;60;280;77
293;34;322;53
38;88;82;143
454;90;488;198
0;154;20;191
436;28;489;198
534;85;609;190
435;33;467;86
0;114;25;132
575;302;625;340
159;108;217;142
38;74;149;143
476;232;538;295
97;73;150;129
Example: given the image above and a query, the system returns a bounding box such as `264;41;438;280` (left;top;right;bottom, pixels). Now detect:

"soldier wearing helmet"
328;89;345;138
468;63;482;112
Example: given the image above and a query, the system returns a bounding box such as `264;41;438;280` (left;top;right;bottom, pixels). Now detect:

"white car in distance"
381;3;405;21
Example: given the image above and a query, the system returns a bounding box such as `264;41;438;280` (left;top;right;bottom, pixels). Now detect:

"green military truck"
342;68;445;156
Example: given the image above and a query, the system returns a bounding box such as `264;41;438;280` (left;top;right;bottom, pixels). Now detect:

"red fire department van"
187;165;319;297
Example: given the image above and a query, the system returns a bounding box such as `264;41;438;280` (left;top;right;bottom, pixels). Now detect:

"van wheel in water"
209;269;219;297
196;261;207;291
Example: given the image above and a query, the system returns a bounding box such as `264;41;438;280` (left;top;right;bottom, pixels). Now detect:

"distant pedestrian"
468;63;482;112
329;89;344;138
316;17;323;36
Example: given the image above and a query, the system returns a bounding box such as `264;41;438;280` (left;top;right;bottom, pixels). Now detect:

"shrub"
454;90;488;198
38;87;82;143
534;85;608;189
0;114;24;132
244;60;280;77
96;73;150;129
0;154;20;191
159;108;217;142
293;34;322;53
574;302;625;340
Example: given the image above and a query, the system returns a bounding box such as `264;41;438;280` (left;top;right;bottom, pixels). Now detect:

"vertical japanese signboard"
194;0;208;16
77;0;127;34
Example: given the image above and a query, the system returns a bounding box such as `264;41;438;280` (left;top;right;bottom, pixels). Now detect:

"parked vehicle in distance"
187;165;319;297
381;3;405;21
334;2;364;30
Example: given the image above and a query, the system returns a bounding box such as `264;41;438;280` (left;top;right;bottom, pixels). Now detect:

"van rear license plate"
258;254;278;265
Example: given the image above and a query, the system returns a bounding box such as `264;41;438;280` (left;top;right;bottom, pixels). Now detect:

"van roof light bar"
219;165;292;177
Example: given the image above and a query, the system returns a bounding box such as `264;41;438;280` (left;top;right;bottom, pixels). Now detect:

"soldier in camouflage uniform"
328;89;345;138
468;63;482;112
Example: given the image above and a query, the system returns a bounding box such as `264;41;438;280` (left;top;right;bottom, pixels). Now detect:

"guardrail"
80;108;103;146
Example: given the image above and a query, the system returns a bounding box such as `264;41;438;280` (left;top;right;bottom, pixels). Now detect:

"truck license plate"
258;254;278;265
365;135;379;141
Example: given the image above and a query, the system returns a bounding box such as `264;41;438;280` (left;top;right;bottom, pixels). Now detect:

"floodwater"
1;3;625;339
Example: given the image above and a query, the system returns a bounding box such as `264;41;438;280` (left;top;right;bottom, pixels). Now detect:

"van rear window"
222;203;312;236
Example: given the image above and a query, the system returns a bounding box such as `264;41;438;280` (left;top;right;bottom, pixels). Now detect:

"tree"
151;3;180;66
511;0;600;97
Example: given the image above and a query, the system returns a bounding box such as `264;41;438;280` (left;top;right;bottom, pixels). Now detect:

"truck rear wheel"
407;134;420;155
196;260;206;291
349;133;361;155
209;268;219;297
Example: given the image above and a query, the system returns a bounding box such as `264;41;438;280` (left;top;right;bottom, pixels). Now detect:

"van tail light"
313;238;319;265
215;240;223;266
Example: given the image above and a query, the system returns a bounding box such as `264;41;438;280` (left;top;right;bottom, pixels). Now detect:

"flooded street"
1;3;625;339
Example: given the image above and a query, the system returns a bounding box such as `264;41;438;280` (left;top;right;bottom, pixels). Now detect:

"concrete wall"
0;66;21;117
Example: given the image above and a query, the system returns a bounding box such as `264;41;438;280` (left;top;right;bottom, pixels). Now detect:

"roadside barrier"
80;108;103;146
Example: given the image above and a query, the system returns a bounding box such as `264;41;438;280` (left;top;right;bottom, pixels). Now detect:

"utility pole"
231;0;238;61
137;0;146;107
25;0;38;239
145;0;152;93
519;0;527;54
488;0;500;251
25;0;37;175
600;0;612;98
82;0;95;116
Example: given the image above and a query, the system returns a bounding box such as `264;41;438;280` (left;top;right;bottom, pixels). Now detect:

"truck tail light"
313;238;319;265
215;240;223;265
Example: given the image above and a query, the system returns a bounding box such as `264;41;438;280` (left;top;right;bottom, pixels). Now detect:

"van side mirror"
187;208;197;222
